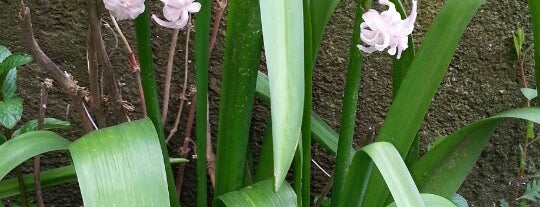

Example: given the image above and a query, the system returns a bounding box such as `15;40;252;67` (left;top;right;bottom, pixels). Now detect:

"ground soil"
0;0;539;206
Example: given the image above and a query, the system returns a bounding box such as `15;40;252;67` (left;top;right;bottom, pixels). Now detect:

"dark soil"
0;0;539;206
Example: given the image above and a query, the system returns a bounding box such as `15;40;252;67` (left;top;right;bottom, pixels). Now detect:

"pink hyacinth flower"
357;0;417;59
152;0;202;29
103;0;145;21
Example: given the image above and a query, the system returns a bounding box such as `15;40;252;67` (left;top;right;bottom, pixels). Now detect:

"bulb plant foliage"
1;0;540;207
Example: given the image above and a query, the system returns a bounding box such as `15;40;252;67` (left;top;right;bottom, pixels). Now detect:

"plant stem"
133;4;179;207
330;1;364;206
209;0;227;55
162;29;180;123
176;93;196;195
34;78;52;207
195;0;211;205
166;21;193;143
108;12;147;117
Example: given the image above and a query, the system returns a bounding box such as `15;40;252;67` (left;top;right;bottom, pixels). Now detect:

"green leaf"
0;157;188;199
68;118;170;207
0;45;11;63
259;0;304;190
194;0;211;206
411;107;540;198
519;179;540;202
214;179;297;207
528;0;540;107
12;118;70;138
0;130;70;180
359;0;486;205
520;88;538;101
386;194;457;207
0;97;23;129
339;142;424;207
2;68;17;100
0;54;32;75
0;165;76;199
214;0;263;197
451;194;468;207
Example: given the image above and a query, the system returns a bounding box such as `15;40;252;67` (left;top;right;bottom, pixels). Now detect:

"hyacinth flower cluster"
103;0;201;29
357;0;418;59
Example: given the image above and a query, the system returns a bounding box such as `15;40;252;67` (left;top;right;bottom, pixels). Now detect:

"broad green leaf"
0;156;188;199
12;118;70;138
0;45;11;63
214;0;263;197
0;54;31;75
0;130;70;180
339;142;424;207
0;97;23;129
259;0;305;190
68;118;170;207
0;165;76;199
359;0;486;205
411;107;540;198
520;88;537;101
2;68;16;100
214;179;297;207
386;194;457;207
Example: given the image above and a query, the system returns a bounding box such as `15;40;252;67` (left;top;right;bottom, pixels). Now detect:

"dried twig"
162;29;180;123
108;12;147;117
34;78;52;207
86;0;129;123
19;3;94;132
86;27;107;128
175;93;197;195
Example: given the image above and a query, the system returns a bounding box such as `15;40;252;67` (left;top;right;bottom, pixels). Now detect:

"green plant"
3;0;540;206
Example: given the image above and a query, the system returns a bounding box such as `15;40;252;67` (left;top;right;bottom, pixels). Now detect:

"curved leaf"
0;53;32;74
12;118;70;138
215;179;296;207
0;130;70;180
339;142;424;207
68;118;170;207
412;107;540;198
0;97;23;129
387;194;457;207
0;45;11;62
214;0;263;197
259;0;304;190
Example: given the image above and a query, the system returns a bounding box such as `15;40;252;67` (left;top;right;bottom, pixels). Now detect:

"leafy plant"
3;0;540;206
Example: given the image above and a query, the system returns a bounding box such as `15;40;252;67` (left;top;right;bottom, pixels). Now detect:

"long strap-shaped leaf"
355;0;485;206
214;179;297;207
412;107;540;198
338;142;425;207
214;0;263;197
259;0;305;190
69;118;170;207
0;131;70;180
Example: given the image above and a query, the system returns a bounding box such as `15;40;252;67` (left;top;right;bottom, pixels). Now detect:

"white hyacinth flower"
152;0;202;29
103;0;145;21
357;0;417;59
